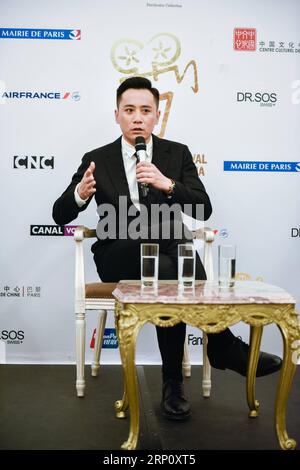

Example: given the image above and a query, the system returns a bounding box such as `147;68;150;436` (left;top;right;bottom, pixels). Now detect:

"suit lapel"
103;137;131;199
103;135;171;202
151;134;171;175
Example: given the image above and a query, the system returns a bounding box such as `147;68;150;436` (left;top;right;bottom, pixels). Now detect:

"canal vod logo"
30;225;78;236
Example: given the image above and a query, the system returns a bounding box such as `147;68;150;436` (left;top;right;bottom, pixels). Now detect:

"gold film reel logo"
111;33;199;137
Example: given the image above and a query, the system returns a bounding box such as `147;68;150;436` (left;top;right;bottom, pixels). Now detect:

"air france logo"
224;161;300;172
0;28;81;40
2;91;81;101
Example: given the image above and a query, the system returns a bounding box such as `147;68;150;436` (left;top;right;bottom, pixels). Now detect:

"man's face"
115;88;160;145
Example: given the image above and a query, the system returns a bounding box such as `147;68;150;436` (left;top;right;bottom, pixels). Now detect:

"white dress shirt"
75;136;153;212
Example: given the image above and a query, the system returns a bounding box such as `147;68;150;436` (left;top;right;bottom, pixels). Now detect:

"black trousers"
93;221;230;382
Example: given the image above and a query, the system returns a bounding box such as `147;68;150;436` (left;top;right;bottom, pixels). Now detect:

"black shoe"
208;336;282;377
161;379;191;421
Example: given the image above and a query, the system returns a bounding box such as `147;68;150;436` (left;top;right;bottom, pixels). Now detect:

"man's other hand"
136;161;172;193
77;161;96;199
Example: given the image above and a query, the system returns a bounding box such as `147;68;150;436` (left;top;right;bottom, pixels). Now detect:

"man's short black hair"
116;76;159;108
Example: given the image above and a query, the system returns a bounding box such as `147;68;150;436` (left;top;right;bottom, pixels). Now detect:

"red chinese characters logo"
234;28;256;51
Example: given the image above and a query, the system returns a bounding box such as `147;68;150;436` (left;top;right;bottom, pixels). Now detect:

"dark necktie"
134;153;149;207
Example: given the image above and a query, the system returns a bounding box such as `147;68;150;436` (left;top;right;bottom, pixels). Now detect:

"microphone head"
135;136;146;151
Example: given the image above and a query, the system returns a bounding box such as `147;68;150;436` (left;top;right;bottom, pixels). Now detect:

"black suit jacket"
52;134;212;247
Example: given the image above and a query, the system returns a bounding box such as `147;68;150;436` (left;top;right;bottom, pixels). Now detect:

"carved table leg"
115;372;128;419
275;325;298;450
247;325;263;417
114;305;128;418
115;302;142;450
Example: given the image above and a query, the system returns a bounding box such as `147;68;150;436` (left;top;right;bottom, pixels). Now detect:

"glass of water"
218;245;236;288
141;244;159;289
178;244;195;290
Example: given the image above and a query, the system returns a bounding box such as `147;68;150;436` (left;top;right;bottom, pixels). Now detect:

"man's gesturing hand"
77;161;96;199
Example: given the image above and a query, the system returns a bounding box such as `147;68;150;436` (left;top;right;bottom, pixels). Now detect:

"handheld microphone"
135;136;149;197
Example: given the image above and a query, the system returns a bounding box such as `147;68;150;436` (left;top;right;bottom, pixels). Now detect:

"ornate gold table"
112;280;299;450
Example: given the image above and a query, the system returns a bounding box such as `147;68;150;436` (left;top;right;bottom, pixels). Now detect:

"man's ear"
156;110;161;124
115;109;119;123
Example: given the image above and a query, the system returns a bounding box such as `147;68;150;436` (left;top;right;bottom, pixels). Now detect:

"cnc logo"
0;330;24;344
13;156;54;169
30;225;78;236
237;91;277;107
0;28;81;40
234;28;256;51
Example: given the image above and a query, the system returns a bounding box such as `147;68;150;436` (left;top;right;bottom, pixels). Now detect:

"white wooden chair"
74;226;215;398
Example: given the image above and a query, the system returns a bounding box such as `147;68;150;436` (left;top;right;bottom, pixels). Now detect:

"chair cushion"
85;282;117;299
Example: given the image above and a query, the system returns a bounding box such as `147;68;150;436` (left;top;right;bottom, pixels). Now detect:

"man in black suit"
53;77;281;421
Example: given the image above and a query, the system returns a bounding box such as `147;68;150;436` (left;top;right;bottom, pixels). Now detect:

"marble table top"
113;280;295;305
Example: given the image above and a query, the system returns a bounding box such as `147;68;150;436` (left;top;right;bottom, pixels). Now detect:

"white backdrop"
1;0;299;365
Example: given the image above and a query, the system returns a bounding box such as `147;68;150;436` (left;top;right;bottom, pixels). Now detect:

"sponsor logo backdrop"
0;0;299;364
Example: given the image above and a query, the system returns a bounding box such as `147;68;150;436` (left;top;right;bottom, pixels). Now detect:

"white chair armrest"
74;226;98;312
193;227;215;281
